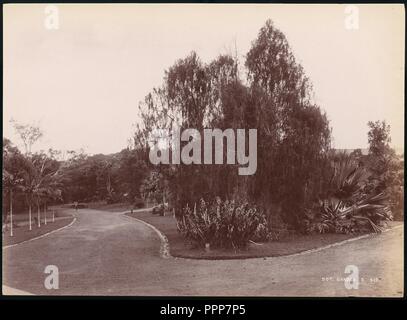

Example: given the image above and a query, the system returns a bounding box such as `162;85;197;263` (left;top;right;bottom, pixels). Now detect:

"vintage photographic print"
2;3;404;299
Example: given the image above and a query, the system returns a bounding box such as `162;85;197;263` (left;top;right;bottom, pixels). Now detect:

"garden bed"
124;210;385;260
2;216;75;247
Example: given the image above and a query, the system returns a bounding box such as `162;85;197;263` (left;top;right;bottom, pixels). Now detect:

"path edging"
121;212;171;259
122;211;402;261
283;224;403;259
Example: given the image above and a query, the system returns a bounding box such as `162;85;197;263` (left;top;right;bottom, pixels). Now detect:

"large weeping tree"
135;52;240;214
135;20;331;228
244;20;331;227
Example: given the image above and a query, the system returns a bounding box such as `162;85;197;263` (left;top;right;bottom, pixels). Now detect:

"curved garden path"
2;209;403;296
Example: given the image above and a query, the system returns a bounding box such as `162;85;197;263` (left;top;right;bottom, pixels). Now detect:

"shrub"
251;221;270;242
176;198;266;249
305;156;393;234
152;204;165;216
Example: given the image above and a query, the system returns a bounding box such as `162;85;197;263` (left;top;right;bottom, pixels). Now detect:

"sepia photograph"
2;3;405;300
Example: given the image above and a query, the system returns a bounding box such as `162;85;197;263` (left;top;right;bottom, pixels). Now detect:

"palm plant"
3;140;26;235
328;155;370;202
34;187;48;227
33;154;61;227
20;161;37;230
20;151;60;229
307;155;393;234
2;170;24;236
43;187;62;224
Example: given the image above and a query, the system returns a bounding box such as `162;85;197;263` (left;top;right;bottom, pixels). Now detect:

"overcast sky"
3;4;405;155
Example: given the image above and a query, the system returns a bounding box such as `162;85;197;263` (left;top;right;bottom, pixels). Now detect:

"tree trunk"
44;203;47;225
10;189;13;237
37;201;41;228
29;204;32;231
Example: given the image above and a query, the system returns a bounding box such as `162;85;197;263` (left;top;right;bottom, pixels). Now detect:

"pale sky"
3;4;405;155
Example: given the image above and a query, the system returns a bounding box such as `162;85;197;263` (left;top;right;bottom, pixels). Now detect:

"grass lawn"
2;216;74;247
6;209;72;223
125;210;376;259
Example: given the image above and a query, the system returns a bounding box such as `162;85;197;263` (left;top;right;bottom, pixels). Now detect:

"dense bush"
305;156;393;234
176;198;267;249
366;120;404;220
152;204;165;216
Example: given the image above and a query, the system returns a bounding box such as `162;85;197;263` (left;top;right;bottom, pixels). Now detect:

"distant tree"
10;119;43;154
113;148;148;202
366;120;403;218
349;148;365;166
58;149;148;204
367;120;391;157
140;170;167;204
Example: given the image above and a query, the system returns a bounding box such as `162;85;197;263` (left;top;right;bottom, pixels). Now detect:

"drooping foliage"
135;20;332;229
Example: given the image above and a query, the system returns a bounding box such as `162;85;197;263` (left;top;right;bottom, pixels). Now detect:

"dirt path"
2;209;403;296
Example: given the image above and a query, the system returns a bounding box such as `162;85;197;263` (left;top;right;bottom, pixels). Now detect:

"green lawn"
125;210;374;259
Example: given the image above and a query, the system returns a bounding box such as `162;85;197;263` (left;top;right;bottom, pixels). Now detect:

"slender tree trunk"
29;204;32;231
37;201;41;228
10;189;13;237
44;203;47;225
